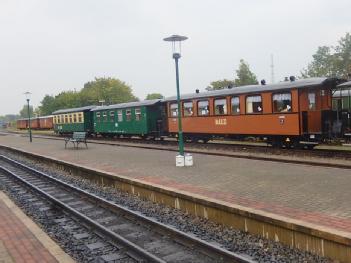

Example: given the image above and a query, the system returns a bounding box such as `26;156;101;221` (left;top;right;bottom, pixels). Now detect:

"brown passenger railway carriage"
38;116;54;129
165;77;338;147
16;115;53;130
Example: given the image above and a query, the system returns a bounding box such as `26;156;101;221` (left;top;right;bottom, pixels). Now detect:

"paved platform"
0;134;350;234
0;191;73;263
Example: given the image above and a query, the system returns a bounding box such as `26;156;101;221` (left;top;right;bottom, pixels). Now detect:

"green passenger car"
92;100;165;138
52;106;96;135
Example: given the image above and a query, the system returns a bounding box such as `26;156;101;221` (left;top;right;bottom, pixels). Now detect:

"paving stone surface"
0;135;350;234
0;191;73;263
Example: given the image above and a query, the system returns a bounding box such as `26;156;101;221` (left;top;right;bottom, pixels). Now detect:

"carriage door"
302;111;308;133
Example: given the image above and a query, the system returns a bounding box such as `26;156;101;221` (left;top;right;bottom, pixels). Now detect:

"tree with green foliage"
234;59;258;86
206;79;235;91
38;77;138;115
39;95;57;116
301;46;338;77
39;91;81;116
19;105;34;118
206;60;257;91
80;77;138;106
145;93;164;100
302;32;351;78
334;32;351;78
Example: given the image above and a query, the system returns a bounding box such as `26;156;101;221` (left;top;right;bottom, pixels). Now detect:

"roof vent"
261;79;266;85
289;76;296;82
195;89;200;93
228;84;233;89
284;77;289;82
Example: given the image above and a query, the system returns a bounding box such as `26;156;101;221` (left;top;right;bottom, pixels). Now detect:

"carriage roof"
164;77;334;102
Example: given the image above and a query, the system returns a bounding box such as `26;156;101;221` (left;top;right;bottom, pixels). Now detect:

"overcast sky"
0;0;350;115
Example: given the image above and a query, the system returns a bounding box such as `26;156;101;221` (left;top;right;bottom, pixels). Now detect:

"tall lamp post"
24;92;32;143
163;34;188;163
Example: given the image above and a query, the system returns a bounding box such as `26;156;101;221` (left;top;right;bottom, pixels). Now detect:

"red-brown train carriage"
38;115;53;129
165;77;340;148
16;115;53;130
16;118;29;129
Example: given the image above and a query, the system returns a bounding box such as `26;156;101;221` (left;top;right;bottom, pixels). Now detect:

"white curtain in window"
308;93;315;103
247;96;261;103
198;101;208;107
273;93;291;101
215;99;226;106
231;97;239;105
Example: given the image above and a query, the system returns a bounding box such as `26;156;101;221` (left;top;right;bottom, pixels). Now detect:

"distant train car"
334;80;351;137
52;106;96;134
38;115;54;130
16;118;39;129
17;116;53;130
92;100;166;138
16;118;28;129
164;77;339;148
31;118;40;129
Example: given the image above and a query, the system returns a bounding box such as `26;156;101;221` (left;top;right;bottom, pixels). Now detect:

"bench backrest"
72;132;87;139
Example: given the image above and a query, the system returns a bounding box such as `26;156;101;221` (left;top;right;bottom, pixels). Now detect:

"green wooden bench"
64;132;88;149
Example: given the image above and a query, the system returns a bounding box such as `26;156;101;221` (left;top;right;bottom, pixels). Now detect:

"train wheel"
271;140;283;148
306;145;315;150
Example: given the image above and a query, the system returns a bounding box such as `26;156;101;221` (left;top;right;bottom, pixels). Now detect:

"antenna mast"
270;54;275;83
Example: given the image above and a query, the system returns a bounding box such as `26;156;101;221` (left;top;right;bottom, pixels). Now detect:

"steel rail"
0;165;167;263
3;131;351;170
2;129;351;157
0;155;254;263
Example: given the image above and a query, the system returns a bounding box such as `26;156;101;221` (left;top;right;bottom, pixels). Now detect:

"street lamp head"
24;91;31;102
163;34;188;58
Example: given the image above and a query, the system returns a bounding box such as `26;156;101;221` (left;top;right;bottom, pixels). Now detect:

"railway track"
3;129;351;156
0;155;253;263
2;130;351;169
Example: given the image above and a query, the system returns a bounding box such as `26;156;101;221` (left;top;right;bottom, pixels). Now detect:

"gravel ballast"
0;149;332;263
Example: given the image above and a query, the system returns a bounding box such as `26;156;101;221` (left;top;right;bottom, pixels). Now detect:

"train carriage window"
231;97;240;115
126;109;132;121
65;115;68;123
246;95;263;114
73;113;77;123
60;115;63;124
69;114;73;123
109;111;115;122
170;103;178;117
183;102;193;117
273;93;292;113
96;112;101;122
117;110;123;122
78;113;83;123
135;108;141;121
308;92;316;110
214;98;227;115
198;100;209;116
103;112;107;122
